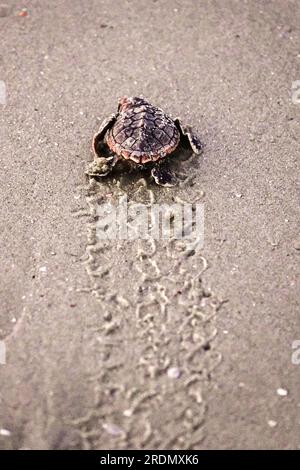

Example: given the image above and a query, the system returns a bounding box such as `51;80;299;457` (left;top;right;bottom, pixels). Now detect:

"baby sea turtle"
86;96;202;187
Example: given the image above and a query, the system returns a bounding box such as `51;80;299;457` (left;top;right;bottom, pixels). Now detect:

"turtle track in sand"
72;167;222;450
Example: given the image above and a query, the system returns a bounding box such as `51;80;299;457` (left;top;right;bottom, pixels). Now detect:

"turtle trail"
72;168;222;449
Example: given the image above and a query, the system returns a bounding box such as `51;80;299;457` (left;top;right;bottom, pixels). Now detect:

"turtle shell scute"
106;99;180;163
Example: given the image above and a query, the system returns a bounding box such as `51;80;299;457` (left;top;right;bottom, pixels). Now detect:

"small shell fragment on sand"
18;8;28;17
0;428;11;436
167;366;181;379
102;423;123;437
276;387;288;396
293;238;300;250
268;420;277;428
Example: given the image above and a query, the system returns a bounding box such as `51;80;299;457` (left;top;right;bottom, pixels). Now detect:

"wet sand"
0;0;299;449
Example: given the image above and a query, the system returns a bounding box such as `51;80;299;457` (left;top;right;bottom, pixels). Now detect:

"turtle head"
118;96;147;112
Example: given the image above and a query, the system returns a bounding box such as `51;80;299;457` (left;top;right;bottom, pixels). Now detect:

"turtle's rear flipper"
174;118;203;155
151;162;177;187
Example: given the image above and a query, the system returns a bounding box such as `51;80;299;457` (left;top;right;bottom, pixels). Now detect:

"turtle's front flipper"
93;113;117;153
87;112;118;178
174;118;203;155
93;114;117;162
86;155;118;177
151;162;177;187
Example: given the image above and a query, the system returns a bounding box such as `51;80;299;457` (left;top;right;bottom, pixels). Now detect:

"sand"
0;0;299;449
